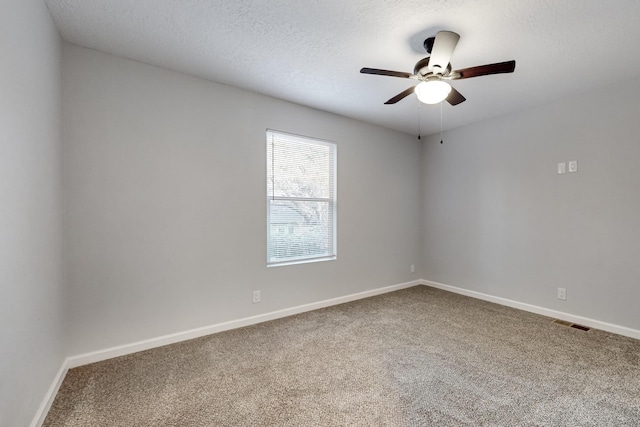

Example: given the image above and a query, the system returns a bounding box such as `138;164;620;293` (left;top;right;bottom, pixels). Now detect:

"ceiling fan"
360;31;516;106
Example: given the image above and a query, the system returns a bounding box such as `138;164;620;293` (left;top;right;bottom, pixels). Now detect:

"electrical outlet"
568;160;578;173
252;290;261;303
410;264;415;273
557;288;566;300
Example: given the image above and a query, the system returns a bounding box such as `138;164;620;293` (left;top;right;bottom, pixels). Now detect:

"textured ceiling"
44;0;640;136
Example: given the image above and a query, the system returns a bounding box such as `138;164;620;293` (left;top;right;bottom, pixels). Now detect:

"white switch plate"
558;162;566;174
568;160;578;173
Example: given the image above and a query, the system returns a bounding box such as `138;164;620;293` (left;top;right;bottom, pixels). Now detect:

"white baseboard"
33;277;638;426
66;279;422;369
421;279;640;340
30;362;68;427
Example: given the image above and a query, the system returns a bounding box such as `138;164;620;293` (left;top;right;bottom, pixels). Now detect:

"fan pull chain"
418;99;422;140
440;101;444;144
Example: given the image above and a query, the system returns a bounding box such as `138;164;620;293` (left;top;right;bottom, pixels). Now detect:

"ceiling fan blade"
428;31;460;74
360;68;412;78
384;86;416;104
453;60;516;79
446;86;466;106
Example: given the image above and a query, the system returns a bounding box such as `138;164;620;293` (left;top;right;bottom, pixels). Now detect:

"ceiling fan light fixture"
415;80;452;104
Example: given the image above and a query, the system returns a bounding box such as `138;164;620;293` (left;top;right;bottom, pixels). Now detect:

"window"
267;130;337;266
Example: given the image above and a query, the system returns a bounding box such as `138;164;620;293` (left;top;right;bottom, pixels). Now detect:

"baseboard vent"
570;324;591;331
554;319;590;331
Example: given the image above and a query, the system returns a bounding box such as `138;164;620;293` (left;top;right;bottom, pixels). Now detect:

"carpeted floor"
44;286;640;426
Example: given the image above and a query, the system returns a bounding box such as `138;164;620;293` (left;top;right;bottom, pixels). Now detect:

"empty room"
2;0;640;425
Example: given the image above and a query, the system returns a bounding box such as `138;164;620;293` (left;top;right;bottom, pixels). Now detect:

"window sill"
267;255;336;268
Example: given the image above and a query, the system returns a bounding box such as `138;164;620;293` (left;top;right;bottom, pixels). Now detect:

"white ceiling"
44;0;640;136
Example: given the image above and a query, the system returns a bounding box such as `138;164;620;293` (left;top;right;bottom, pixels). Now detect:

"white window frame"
266;129;337;267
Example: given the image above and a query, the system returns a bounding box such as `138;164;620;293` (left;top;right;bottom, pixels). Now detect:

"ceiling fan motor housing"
414;57;431;76
414;57;452;77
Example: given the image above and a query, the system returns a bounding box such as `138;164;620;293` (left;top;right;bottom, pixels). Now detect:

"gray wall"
422;76;640;331
62;44;422;356
0;0;64;425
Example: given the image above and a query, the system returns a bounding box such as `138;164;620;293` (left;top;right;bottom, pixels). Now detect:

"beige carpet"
44;286;640;426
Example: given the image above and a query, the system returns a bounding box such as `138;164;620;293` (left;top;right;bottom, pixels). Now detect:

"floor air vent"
570;324;590;331
553;319;590;331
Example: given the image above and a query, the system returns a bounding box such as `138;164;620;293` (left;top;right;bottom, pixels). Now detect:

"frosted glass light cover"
415;80;452;104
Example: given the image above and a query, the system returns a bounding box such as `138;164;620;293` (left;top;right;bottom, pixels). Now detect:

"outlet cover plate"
557;288;566;300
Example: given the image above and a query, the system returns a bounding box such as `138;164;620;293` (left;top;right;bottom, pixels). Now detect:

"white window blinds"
267;130;337;266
